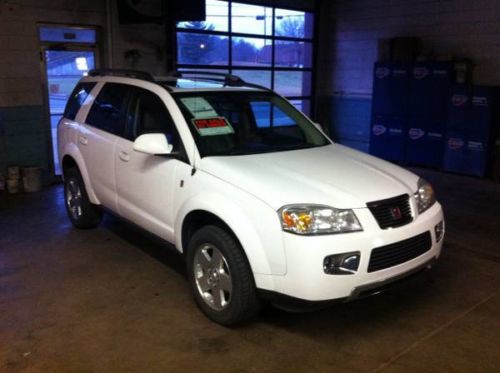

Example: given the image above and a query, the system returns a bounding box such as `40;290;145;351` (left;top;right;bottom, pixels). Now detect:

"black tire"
63;167;102;229
186;225;260;325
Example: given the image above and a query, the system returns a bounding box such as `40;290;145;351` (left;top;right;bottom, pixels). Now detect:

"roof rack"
88;69;155;82
170;71;272;92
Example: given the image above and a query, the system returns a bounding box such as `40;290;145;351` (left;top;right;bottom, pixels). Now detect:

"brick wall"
0;0;170;181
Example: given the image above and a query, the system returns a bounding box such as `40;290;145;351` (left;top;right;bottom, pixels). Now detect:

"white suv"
58;69;445;325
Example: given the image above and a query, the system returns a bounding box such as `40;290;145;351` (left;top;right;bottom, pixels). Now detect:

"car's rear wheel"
64;168;102;229
186;225;260;325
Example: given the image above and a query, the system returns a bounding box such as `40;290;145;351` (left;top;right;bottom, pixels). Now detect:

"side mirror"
133;133;173;155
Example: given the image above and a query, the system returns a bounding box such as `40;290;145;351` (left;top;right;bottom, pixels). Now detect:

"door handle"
118;150;130;162
79;136;88;145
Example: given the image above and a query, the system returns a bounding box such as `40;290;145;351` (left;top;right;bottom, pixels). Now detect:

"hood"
198;144;419;210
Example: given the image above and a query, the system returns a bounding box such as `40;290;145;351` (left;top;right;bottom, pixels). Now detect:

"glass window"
126;88;179;149
232;70;271;89
274;40;312;68
39;26;96;44
64;82;96;120
274;9;314;39
231;3;273;36
174;68;230;89
86;83;129;136
177;32;228;65
173;91;327;157
232;37;272;66
176;2;315;121
178;0;228;32
290;99;311;116
274;71;312;97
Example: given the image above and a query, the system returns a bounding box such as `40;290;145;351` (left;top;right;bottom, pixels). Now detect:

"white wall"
317;0;500;97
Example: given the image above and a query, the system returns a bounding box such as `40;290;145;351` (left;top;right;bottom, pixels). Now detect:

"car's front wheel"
186;225;260;325
64;168;102;229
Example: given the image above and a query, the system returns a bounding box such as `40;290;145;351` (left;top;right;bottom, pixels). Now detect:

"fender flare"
61;143;100;205
175;192;284;276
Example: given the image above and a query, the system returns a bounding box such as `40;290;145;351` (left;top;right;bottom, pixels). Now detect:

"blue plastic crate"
370;114;407;162
406;117;445;167
372;62;411;116
465;137;489;177
469;86;493;138
442;131;468;174
409;62;453;119
443;85;495;177
448;85;471;131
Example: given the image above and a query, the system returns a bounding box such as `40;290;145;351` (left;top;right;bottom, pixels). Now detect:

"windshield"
172;91;330;157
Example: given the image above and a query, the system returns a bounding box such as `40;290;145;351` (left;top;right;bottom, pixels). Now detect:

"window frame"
175;0;316;117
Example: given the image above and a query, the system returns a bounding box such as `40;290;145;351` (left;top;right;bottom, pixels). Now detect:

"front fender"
62;143;100;205
175;192;286;277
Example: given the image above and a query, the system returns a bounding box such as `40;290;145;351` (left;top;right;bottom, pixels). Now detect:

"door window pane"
275;9;314;39
86;83;129;136
45;50;95;175
46;51;95;116
274;71;312;97
232;70;271;88
232;37;272;66
275;40;312;68
178;0;228;32
231;3;272;36
128;88;178;148
177;32;228;65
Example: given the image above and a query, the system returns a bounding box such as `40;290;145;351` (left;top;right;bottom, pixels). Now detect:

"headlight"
279;205;363;235
414;178;436;214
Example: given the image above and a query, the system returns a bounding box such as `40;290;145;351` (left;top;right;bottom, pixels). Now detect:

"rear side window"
86;83;130;136
64;82;96;120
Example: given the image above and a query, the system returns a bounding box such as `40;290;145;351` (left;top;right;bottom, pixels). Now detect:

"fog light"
323;252;360;275
435;221;444;243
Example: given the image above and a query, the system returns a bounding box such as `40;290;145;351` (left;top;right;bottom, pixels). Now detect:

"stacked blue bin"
369;62;410;162
443;86;495;177
406;62;454;167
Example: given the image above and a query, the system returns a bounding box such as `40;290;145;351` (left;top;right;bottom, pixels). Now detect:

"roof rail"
170;70;272;92
88;69;155;82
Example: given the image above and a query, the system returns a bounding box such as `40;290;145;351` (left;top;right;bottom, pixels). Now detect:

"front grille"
368;231;432;272
367;194;413;229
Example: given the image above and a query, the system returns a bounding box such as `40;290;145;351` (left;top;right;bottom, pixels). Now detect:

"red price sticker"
191;117;234;136
193;117;228;129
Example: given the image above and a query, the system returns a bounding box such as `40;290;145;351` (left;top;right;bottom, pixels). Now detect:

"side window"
86;83;130;136
64;82;96;120
127;88;179;150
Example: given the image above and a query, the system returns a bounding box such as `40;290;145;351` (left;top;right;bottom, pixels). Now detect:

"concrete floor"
0;168;499;372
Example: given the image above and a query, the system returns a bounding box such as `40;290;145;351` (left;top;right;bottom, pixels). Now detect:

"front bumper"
255;202;444;301
259;257;437;311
